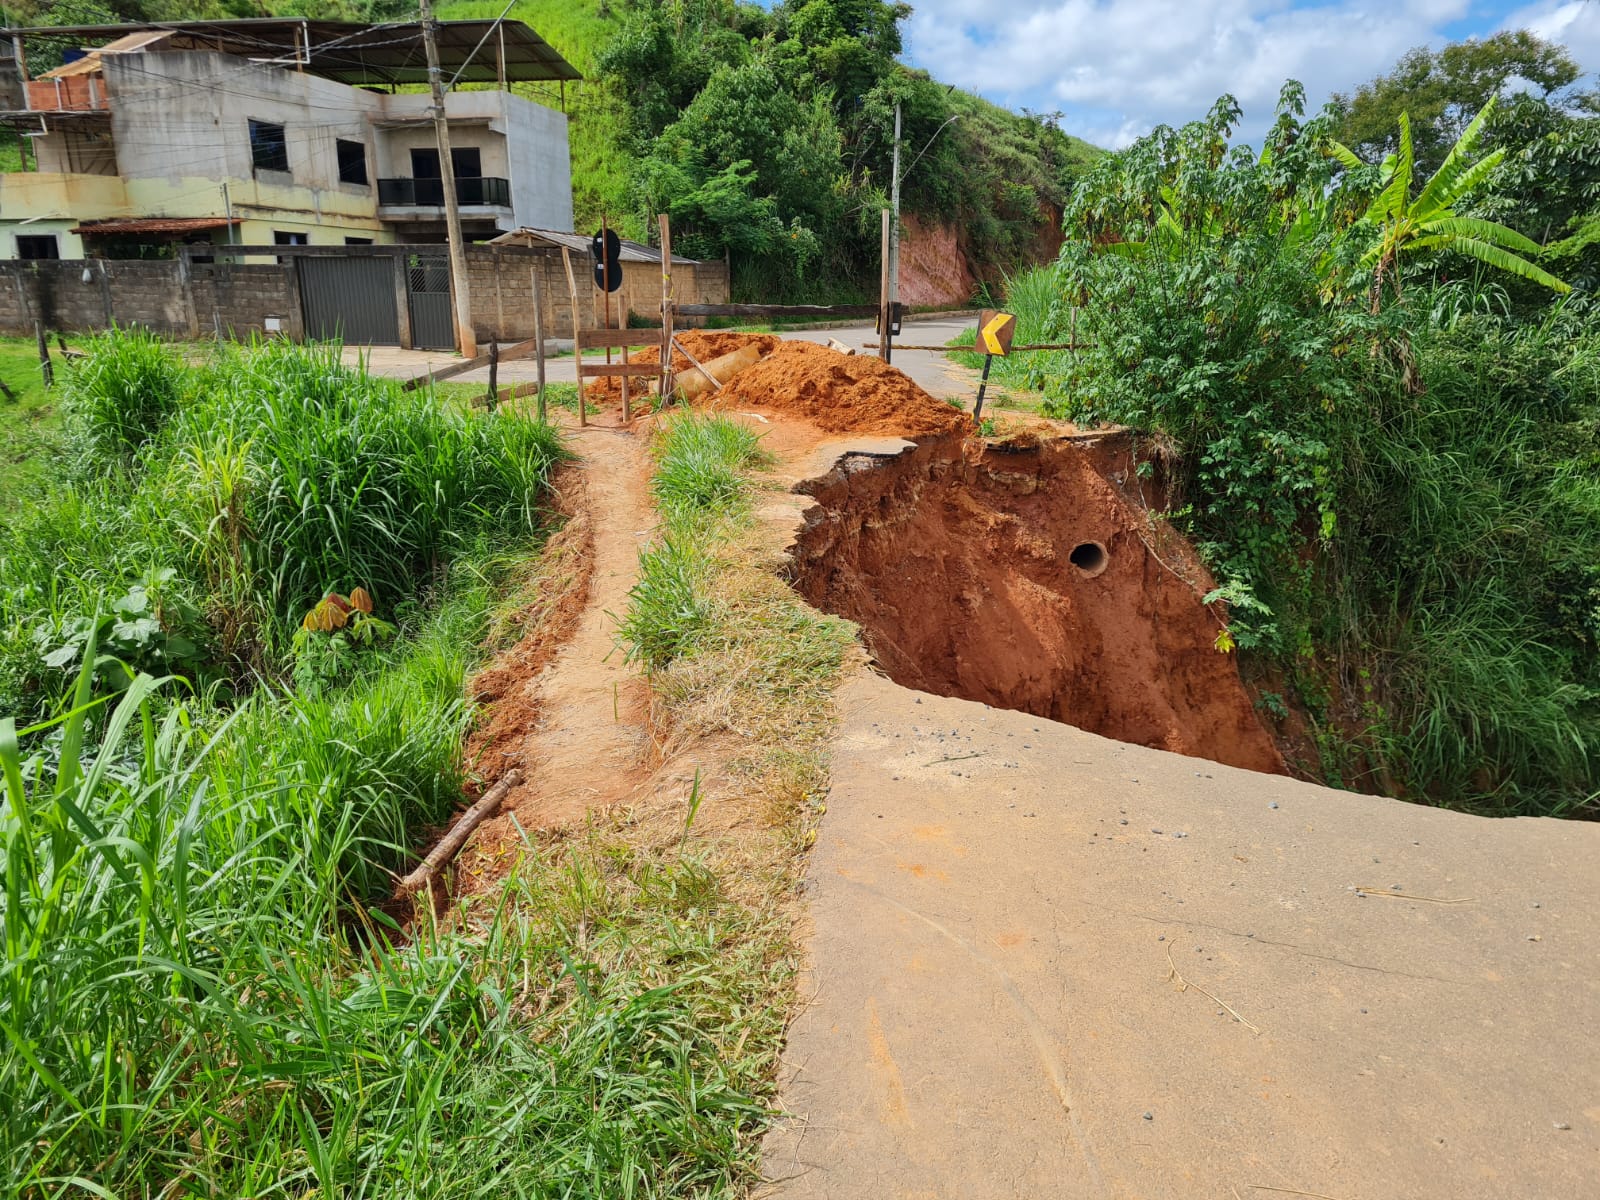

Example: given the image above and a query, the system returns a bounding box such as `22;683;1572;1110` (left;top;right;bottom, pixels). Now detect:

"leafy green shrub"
61;325;185;463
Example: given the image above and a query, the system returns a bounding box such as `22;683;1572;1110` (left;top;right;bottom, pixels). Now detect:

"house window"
16;234;60;260
344;236;373;245
248;119;289;174
273;231;308;246
336;138;368;186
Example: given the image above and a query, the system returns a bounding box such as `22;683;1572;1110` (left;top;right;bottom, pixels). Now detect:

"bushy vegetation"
2;336;814;1195
1007;72;1598;817
1;336;563;719
591;0;1098;299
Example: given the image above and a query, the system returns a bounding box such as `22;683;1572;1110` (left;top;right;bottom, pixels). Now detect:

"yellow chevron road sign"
978;309;1016;356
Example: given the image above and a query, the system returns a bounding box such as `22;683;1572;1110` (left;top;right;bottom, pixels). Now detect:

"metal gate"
406;254;453;350
298;255;400;345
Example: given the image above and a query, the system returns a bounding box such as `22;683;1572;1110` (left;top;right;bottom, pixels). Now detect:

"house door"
298;254;400;346
406;253;454;350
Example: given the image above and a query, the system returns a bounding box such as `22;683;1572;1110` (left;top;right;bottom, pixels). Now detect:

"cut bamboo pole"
396;768;523;896
562;248;584;427
659;213;675;401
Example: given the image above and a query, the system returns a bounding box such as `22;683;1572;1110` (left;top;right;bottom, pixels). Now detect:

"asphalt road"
761;670;1600;1199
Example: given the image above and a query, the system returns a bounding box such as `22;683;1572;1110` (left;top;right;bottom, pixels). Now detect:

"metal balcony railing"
376;176;510;208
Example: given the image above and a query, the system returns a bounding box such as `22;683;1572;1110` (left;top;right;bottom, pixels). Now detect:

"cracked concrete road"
762;672;1600;1199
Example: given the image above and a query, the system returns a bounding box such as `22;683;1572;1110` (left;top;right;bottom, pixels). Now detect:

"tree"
1331;32;1580;174
1333;97;1571;308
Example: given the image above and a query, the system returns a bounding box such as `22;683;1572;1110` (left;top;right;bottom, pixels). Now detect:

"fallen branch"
1353;887;1475;904
397;768;523;895
1166;946;1261;1034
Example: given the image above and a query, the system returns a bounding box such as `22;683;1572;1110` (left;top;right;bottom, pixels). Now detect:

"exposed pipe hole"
1069;541;1109;578
790;435;1285;774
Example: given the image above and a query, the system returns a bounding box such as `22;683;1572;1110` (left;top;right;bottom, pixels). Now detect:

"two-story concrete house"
0;18;580;260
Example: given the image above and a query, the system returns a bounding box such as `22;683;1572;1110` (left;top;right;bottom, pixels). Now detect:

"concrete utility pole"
888;101;902;315
419;0;476;357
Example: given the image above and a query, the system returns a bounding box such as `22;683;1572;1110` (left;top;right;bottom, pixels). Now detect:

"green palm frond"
1413;149;1506;221
1414;96;1498;217
1327;139;1365;172
1446;236;1571;292
1422;216;1542;256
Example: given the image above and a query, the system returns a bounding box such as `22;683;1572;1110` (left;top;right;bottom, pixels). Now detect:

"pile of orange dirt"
583;331;779;404
585;331;971;438
712;340;971;437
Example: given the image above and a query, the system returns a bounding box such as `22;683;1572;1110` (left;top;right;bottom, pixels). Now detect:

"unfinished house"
0;18;580;260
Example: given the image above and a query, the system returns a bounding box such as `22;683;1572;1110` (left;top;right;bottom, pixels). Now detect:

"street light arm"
903;114;962;182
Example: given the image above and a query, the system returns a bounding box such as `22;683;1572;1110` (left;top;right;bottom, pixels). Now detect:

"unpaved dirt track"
463;416;656;850
762;672;1600;1199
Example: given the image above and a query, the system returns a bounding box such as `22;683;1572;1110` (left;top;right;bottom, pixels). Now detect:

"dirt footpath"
763;672;1600;1199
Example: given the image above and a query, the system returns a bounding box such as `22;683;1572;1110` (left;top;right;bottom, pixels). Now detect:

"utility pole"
419;0;476;357
888;100;902;319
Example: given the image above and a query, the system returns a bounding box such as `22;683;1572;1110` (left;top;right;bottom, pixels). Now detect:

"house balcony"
377;176;510;208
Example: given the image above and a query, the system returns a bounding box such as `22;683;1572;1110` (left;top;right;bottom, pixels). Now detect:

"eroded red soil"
788;432;1285;774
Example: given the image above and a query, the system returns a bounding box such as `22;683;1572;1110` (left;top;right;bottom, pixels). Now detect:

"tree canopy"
1331;31;1582;173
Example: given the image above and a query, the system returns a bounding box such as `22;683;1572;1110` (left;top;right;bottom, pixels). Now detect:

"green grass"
0;335;62;516
620;414;772;671
1;577;783;1196
0;128;23;175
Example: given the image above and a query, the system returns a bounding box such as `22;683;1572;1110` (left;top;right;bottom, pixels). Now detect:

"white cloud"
901;0;1519;148
1499;0;1600;78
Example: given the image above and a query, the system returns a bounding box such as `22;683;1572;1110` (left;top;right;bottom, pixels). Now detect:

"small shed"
489;225;728;325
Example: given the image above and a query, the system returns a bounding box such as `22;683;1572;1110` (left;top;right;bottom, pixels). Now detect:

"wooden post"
659;213;675;402
35;322;52;388
621;339;631;422
562;248;584;427
485;340;499;411
878;208;891;361
531;265;547;422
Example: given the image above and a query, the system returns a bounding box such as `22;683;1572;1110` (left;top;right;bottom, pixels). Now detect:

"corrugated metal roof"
6;19;581;86
489;226;700;264
72;216;239;235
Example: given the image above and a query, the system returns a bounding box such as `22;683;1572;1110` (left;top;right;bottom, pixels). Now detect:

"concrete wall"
0;246;729;342
0;258;192;336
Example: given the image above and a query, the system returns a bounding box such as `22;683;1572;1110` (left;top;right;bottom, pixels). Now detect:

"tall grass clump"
948;263;1070;390
61;325;186;464
0;339;566;719
650;411;771;528
169;340;566;626
1;642;774;1195
621;414;770;670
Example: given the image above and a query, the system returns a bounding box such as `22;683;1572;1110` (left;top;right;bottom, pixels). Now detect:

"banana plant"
1332;96;1570;310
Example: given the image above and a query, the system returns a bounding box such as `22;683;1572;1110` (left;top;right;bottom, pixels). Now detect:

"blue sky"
896;0;1600;147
